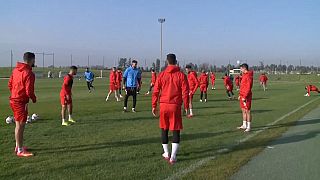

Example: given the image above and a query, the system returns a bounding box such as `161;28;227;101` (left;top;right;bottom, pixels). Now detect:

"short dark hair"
151;68;155;72
23;52;35;62
112;67;116;70
167;54;177;65
132;60;138;64
117;67;122;70
240;63;249;70
185;64;192;69
70;66;78;70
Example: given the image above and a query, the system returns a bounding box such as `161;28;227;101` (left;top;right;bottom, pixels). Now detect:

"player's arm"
25;73;37;103
123;69;128;87
8;74;13;92
152;75;161;116
137;71;142;89
182;74;190;112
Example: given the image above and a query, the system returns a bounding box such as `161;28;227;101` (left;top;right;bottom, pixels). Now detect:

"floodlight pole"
70;54;73;66
158;18;165;72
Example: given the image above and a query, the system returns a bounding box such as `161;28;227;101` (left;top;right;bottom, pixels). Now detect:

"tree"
118;58;127;68
155;59;160;72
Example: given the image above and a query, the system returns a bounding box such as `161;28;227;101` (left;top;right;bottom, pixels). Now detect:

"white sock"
62;119;66;123
190;109;193;115
18;147;23;153
247;122;251;129
68;115;72;120
171;143;179;160
124;107;127;110
162;144;169;155
242;121;247;128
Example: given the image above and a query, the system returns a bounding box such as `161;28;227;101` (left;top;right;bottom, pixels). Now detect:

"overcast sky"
0;0;319;67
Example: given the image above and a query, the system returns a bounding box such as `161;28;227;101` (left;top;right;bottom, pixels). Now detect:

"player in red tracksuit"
60;66;77;126
106;67;120;102
305;85;320;96
8;52;37;157
259;73;268;91
145;68;157;95
237;63;254;132
116;68;123;98
235;75;242;91
152;54;189;165
223;73;234;99
210;72;216;90
185;65;199;117
198;70;209;102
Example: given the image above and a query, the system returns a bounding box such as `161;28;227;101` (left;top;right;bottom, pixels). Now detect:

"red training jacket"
198;73;208;88
210;73;216;82
223;76;233;89
188;71;199;94
259;74;268;82
152;65;189;109
109;71;117;86
8;62;36;103
60;74;74;95
307;85;319;92
116;71;122;84
239;70;254;99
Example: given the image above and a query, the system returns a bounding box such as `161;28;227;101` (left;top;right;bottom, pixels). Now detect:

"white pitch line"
165;97;319;180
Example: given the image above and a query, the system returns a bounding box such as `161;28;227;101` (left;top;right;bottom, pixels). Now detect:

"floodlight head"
158;18;165;23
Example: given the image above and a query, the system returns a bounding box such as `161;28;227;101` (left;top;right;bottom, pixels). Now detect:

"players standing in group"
210;72;216;90
106;67;120;102
60;66;78;126
152;54;189;165
145;68;157;95
185;65;199;117
8;52;37;157
116;68;123;98
259;73;268;91
223;73;235;100
237;63;253;132
84;68;95;93
198;70;209;102
123;60;141;113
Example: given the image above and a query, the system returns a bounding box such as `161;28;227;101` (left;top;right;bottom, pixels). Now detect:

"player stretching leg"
60;66;77;126
305;85;320;96
123;60;141;112
152;54;189;165
145;68;157;95
9;52;37;157
198;70;208;102
106;67;120;102
185;65;199;117
237;63;253;132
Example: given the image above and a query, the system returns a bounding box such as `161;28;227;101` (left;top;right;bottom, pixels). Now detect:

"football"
31;113;39;121
5;116;14;124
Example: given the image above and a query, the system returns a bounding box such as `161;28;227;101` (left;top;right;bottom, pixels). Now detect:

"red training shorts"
159;103;183;131
200;85;207;92
240;93;252;110
10;101;28;122
109;84;117;91
60;94;72;105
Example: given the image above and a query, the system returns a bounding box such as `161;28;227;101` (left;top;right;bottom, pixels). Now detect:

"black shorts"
126;87;137;96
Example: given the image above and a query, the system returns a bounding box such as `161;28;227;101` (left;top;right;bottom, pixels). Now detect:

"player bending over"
152;54;189;165
60;66;77;126
106;67;120;102
259;73;268;91
84;67;95;93
305;85;320;96
116;68;123;98
237;63;253;132
145;68;157;95
185;65;199;117
210;72;216;90
198;70;209;102
8;52;37;157
123;60;141;112
223;73;234;99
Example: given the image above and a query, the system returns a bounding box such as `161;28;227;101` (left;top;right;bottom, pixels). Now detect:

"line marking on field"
165;97;319;180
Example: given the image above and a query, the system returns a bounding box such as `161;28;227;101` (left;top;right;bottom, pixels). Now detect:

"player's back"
157;65;188;106
61;74;73;95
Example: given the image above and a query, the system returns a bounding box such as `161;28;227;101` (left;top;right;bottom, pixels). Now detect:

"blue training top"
84;71;94;82
123;66;141;88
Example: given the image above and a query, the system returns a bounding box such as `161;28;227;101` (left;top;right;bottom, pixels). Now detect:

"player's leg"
237;108;247;130
170;130;180;164
230;90;235;98
132;88;137;112
114;89;120;102
204;91;207;102
106;90;112;101
123;88;130;112
86;81;91;91
169;104;182;164
226;90;231;99
188;94;194;117
200;91;203;102
68;103;75;123
244;110;251;132
161;129;170;160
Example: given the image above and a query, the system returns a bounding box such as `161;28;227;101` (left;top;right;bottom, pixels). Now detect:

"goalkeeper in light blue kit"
84;68;95;93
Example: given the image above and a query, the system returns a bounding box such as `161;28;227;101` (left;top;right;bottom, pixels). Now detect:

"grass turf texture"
0;73;319;179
